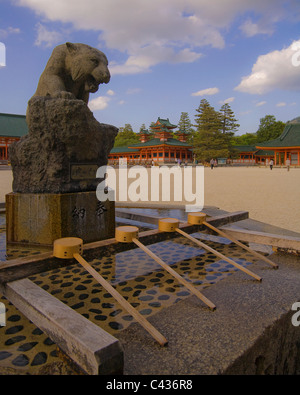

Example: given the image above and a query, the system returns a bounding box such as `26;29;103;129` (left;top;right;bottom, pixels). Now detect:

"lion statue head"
32;42;111;104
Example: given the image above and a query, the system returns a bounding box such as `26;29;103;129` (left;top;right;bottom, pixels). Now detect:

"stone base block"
6;192;115;246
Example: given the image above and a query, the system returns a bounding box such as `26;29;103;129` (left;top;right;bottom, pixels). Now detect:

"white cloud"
88;96;111;111
239;19;274;38
34;23;63;47
235;40;300;94
192;87;219;97
219;97;235;104
239;110;252;116
276;102;286;107
109;45;202;75
106;89;115;96
256;101;266;107
126;88;141;95
15;0;300;73
0;26;21;39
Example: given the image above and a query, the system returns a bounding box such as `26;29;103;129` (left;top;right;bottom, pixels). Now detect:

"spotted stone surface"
0;295;73;374
29;235;255;334
0;227;260;374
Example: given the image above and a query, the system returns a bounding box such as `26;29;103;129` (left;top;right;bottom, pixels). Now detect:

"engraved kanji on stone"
96;201;107;216
72;207;86;219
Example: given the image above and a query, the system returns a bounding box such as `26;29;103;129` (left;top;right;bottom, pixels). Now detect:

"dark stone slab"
9;97;118;194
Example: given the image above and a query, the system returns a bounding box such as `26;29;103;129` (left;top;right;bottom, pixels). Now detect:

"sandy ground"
203;166;300;234
1;166;299;233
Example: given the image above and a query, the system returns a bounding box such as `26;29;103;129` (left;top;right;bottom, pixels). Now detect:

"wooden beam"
2;278;124;375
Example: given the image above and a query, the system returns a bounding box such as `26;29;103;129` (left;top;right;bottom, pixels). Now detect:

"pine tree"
219;103;239;157
177;112;194;133
194;99;221;134
193;99;229;162
219;103;240;135
177;112;195;142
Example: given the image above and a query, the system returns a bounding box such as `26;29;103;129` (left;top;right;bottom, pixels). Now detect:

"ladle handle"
203;221;278;269
175;228;262;282
132;238;216;311
73;253;168;347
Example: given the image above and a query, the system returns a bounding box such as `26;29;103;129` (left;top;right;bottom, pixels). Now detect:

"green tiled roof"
232;145;257;152
139;129;152;135
256;120;300;148
110;146;140;154
110;138;192;154
254;150;274;156
153;117;177;129
156;127;172;133
0;113;28;137
128;138;191;148
176;129;190;134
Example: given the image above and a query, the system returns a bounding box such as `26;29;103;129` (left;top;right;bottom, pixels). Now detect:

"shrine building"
232;145;274;165
109;117;193;164
0;113;28;162
233;117;300;166
256;117;300;166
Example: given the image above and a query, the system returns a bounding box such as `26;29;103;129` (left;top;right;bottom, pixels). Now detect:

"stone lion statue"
32;42;110;104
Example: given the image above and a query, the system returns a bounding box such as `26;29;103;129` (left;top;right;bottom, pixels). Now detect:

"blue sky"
1;0;300;135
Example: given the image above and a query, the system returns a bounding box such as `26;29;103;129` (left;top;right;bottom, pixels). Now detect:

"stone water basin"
0;225;257;374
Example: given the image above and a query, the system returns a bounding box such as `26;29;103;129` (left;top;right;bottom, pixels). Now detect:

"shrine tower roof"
138;129;152;135
176;128;190;135
152;117;177;129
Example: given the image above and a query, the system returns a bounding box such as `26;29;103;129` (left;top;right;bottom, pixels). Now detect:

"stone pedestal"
6;192;115;246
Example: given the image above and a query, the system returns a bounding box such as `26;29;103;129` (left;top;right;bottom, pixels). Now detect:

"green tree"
177;112;194;133
219;103;240;135
114;124;140;147
256;115;285;143
176;111;195;143
219;103;239;157
232;132;258;146
193;99;230;162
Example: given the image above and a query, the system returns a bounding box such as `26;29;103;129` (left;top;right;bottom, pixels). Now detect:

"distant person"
210;158;214;169
286;157;291;171
269;159;274;170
